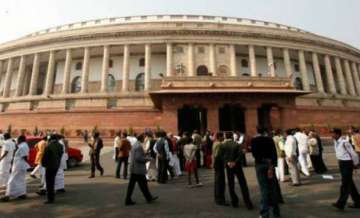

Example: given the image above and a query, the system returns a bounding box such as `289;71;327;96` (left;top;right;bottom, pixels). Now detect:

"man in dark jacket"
218;132;253;209
89;132;104;178
41;134;63;204
154;131;169;184
125;134;158;205
251;127;281;218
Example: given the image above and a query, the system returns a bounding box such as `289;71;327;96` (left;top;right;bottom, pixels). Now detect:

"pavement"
0;146;359;218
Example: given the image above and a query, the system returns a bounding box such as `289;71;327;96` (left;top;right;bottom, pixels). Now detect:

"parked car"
27;136;83;169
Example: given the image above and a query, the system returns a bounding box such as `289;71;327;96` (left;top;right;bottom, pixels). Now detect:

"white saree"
0;140;16;187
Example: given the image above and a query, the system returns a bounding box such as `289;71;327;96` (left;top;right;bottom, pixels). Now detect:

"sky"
0;0;359;48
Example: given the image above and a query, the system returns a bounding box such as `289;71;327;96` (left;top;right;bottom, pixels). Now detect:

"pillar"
209;43;216;76
188;43;195;76
280;107;297;130
245;106;258;137
334;57;347;95
298;50;310;91
351;62;360;96
312;53;324;94
100;45;110;92
62;49;72;94
14;56;26;97
229;44;237;76
249;45;257;77
207;106;219;132
344;60;356;96
144;44;151;91
3;58;13;97
43;51;56;96
29;53;40;95
324;55;337;95
0;60;3;88
266;47;275;77
166;43;173;77
283;48;292;77
80;47;90;94
122;45;130;92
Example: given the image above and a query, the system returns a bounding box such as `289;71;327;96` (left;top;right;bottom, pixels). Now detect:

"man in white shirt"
284;129;301;186
0;133;16;188
294;129;310;177
331;128;360;211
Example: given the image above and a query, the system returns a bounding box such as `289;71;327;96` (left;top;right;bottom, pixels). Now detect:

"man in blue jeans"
251;127;281;218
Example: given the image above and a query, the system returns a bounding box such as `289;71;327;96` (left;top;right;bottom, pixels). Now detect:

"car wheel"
67;158;78;168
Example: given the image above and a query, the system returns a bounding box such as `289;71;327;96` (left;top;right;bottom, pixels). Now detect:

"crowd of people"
0;125;359;217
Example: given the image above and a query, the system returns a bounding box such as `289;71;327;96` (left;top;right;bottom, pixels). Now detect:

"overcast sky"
1;0;359;48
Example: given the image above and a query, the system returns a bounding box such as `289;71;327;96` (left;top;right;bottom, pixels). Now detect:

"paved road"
0;146;359;218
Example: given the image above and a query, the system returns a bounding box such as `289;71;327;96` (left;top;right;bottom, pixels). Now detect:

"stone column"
209;43;216;76
344;60;356;96
207;105;219;132
100;45;110;92
0;60;3;86
122;45;130;92
245;106;258;137
29;53;40;95
280;107;297;130
324;55;337;95
351;62;360;95
62;49;72;94
166;43;173;77
334;57;347;95
298;50;310;91
14;55;26;97
188;43;195;76
80;47;90;94
266;47;275;77
283;48;292;77
3;58;13;97
43;51;56;96
312;53;324;94
249;45;257;77
144;44;151;91
229;44;237;76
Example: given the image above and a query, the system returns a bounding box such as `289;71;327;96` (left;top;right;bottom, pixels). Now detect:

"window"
197;65;209;76
109;59;113;68
274;62;277;70
75;62;82;70
294;63;300;72
107;74;116;92
71;76;81;93
294;77;303;90
241;59;249;68
218;47;226;54
174;46;184;54
198;47;205;54
135;73;145;91
139;58;145;67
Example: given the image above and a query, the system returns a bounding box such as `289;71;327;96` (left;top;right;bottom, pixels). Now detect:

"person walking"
218;132;253;209
125;134;158;206
41;134;63;204
251;127;281;218
284;129;301;186
88;132;104;178
273;129;286;182
183;137;202;188
294;129;310;177
1;135;30;202
331;128;360;211
154;131;170;184
213;132;228;206
115;132;131;179
0;133;16;188
30;136;47;182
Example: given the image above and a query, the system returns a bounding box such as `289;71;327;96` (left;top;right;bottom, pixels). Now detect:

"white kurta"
55;141;67;190
0;140;16;187
6;142;30;197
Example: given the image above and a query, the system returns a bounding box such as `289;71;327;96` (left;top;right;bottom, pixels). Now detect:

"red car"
26;136;83;169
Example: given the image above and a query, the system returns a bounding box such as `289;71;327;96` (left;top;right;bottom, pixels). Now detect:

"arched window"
75;62;82;70
294;77;303;90
107;74;116;92
135;73;145;91
241;59;249;68
71;76;81;93
139;58;145;67
197;65;209;76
